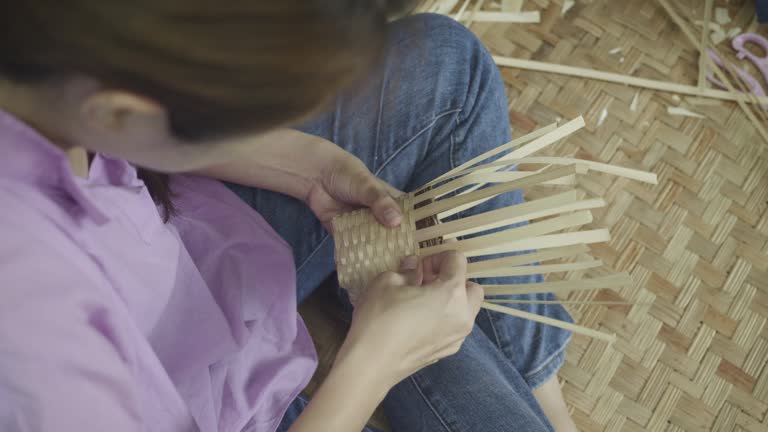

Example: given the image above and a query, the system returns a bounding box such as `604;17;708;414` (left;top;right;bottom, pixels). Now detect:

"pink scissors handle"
707;48;768;109
732;33;768;83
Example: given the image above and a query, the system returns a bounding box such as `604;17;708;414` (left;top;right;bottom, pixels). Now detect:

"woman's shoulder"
0;179;113;302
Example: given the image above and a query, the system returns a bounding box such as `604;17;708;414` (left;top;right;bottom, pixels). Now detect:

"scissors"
707;32;768;109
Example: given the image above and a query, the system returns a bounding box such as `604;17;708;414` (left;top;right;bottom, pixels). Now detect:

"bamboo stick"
493;56;768;105
417;170;572;203
467;244;590;275
454;0;472;20
698;0;714;88
466;229;610;258
440;196;606;240
420;210;593;256
434;117;586;211
484;299;638;306
469;11;540;23
417;190;581;242
481;302;616;342
414;165;578;220
502;0;523;12
439;156;657;185
444;197;605;239
435;165;588;220
425;122;558;188
484;171;577;185
468;259;602;278
483;273;632;295
497;117;585;161
463;0;486;27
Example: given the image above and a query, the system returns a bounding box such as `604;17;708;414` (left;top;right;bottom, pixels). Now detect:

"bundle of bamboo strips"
332;117;658;343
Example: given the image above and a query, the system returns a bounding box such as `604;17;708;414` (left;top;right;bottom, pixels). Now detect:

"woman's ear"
80;90;165;132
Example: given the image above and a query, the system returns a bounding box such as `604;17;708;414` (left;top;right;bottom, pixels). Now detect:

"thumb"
354;175;402;227
466;281;484;318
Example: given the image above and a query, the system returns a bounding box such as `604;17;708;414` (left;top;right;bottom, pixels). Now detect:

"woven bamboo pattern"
333;195;418;303
430;0;768;430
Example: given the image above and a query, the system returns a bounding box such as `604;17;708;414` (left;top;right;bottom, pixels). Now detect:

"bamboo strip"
484;299;637;306
469;11;540;23
463;0;486;27
481;302;616;342
467;244;590;275
519;157;657;183
414;165;578;220
438;116;584;207
501;0;523;12
417;170;571;203
483;273;632;296
429;171;578;221
468;259;602;278
466;229;610;258
698;0;713;88
490;171;577;185
454;0;472;20
493;56;768;105
435;165;587;220
439;156;657;185
441;196;606;240
496;117;585;161
434;157;635;219
420;210;593;256
432;166;555;220
424;122;558;188
417;190;581;242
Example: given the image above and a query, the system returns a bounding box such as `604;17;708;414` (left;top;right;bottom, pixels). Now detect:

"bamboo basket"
332;117;657;343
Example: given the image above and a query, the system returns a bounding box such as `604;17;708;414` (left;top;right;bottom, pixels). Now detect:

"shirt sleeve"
0;210;143;431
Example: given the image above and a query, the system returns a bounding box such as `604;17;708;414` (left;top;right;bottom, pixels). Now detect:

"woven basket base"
332;195;418;303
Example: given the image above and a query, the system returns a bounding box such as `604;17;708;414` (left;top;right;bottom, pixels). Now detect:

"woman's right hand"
337;251;484;386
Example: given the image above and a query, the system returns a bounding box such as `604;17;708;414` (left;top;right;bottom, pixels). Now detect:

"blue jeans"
228;13;571;432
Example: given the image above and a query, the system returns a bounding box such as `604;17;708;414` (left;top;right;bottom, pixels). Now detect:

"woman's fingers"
399;256;423;286
353;171;403;227
424;251;467;285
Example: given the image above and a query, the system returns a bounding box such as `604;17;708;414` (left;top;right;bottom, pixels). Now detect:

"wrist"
334;335;398;397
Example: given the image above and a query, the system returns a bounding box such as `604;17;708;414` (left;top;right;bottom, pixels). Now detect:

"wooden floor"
458;0;768;430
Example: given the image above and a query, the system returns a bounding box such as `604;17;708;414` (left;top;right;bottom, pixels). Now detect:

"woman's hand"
306;154;404;231
337;251;485;385
193;129;404;231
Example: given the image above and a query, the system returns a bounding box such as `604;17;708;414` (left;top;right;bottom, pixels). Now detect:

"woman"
0;1;576;431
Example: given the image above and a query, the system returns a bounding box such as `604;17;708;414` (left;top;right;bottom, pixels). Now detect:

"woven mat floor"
443;0;768;430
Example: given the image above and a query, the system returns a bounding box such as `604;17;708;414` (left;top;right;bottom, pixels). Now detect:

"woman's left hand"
196;129;404;231
306;155;404;232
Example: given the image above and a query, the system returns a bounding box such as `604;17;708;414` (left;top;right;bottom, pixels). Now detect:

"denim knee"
389;14;510;158
392;13;487;65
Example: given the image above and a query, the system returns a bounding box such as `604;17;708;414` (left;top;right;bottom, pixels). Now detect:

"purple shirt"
0;109;317;432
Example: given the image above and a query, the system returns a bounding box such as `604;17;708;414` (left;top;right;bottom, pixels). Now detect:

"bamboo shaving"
714;7;731;25
667;106;705;118
597;107;608;127
562;0;575;16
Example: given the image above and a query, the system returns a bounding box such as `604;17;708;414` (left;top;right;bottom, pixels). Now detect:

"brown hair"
1;0;414;219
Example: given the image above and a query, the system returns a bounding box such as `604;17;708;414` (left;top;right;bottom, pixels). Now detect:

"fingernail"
384;208;401;225
400;256;418;271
